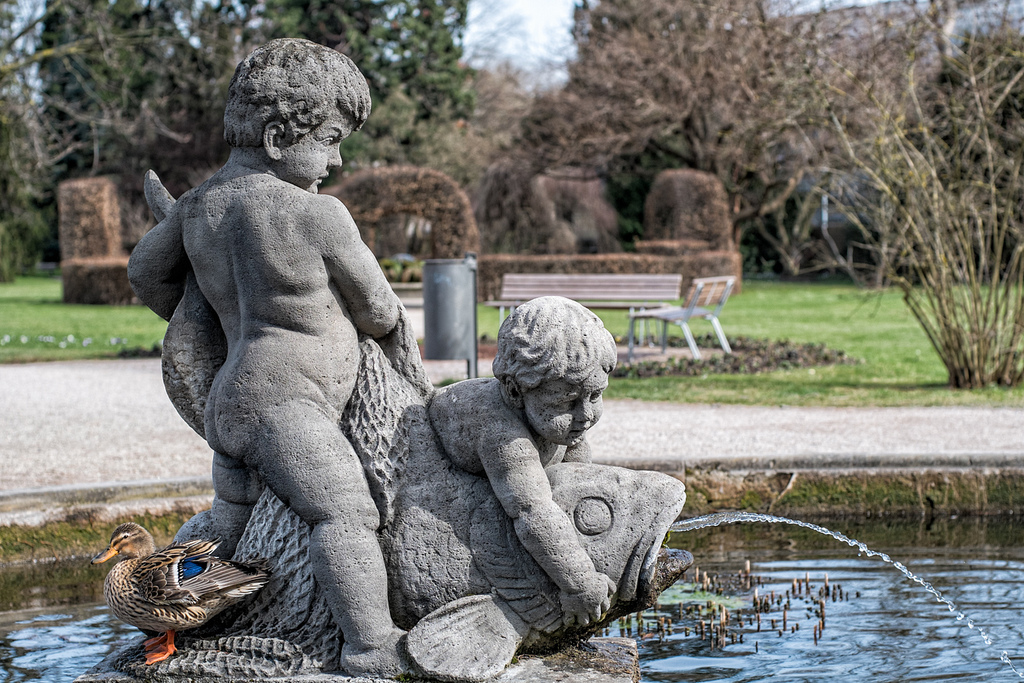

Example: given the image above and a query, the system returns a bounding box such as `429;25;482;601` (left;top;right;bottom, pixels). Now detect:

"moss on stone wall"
0;510;196;565
679;469;1024;517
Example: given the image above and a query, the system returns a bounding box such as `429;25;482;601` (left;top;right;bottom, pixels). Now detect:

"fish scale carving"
341;337;425;526
114;635;314;677
230;492;320;636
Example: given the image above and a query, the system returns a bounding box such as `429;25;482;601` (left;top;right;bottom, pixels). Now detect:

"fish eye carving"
574;497;613;536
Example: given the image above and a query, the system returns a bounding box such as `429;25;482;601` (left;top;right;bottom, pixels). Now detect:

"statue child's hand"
377;310;432;398
558;572;616;629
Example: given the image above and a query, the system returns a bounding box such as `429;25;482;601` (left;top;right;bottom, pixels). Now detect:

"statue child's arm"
314;197;399;338
127;210;188;322
482;431;614;627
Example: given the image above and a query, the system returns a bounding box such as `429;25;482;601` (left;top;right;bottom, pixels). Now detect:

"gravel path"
2;358;1022;492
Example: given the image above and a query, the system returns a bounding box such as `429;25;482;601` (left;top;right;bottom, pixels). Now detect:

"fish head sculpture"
404;461;691;681
548;462;687;605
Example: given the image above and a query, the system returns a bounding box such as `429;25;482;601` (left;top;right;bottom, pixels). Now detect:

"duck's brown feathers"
102;535;268;633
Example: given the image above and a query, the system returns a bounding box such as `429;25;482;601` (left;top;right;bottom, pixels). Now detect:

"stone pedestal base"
75;637;639;683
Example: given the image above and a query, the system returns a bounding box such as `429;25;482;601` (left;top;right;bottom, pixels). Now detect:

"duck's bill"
91;547;117;564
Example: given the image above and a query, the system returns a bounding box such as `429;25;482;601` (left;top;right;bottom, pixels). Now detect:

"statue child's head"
492;297;618;447
223;38;371;190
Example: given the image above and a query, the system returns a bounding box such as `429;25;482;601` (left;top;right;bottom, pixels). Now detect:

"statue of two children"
129;38;617;678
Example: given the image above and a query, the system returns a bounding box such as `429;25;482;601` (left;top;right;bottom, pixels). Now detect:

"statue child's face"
521;364;608;447
266;113;352;193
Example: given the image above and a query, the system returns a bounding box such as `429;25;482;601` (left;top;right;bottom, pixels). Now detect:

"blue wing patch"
181;560;205;580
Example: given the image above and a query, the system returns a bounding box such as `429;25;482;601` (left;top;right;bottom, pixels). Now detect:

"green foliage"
36;0;249;199
266;0;473;119
378;257;423;283
266;0;475;175
603;153;662;246
0;4;54;280
656;583;747;609
738;490;764;511
0;107;51;280
0;213;50;282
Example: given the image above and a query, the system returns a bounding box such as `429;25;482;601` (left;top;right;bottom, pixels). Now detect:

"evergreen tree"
264;0;475;171
267;0;473;121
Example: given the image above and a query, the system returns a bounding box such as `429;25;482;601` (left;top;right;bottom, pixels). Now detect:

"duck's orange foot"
142;632;167;649
143;631;177;665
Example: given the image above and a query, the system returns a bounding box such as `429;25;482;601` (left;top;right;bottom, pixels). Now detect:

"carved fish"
171;340;690;682
385;433;689;681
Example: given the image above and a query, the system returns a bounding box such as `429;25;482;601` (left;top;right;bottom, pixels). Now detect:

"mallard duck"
91;522;269;665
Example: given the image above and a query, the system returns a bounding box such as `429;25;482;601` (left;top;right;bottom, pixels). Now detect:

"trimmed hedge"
58;177;132;305
644;169;733;250
57;177;122;260
326;166;479;259
61;257;134;305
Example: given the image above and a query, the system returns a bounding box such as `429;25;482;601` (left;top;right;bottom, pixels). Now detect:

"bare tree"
825;18;1024;388
520;0;827;248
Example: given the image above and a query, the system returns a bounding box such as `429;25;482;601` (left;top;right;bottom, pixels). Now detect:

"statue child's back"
180;168;372;446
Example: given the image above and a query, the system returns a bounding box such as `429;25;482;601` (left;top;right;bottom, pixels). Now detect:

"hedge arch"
326;166;480;259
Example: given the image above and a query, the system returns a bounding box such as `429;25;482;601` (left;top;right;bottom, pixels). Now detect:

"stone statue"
86;38;691;682
428;298;619;630
126;38;428;677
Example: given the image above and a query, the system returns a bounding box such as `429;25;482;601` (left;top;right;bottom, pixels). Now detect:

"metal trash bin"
423;254;478;379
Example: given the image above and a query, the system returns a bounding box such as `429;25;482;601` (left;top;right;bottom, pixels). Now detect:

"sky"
463;0;578;78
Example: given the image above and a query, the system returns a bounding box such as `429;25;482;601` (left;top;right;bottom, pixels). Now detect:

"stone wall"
58;177;133;305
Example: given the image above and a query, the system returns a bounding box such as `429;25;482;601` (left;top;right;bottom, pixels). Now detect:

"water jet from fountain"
672;511;1024;678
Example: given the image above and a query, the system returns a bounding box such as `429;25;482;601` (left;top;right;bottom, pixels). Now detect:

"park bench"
484;273;683;320
627;275;735;362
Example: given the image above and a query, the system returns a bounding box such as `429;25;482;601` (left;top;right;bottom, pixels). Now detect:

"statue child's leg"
211;452;262;558
251;405;406;677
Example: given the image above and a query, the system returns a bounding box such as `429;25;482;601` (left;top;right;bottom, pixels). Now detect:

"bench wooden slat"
683;276;735;308
496;274;683;304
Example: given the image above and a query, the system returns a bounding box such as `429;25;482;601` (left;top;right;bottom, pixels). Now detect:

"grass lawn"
4;275;1023;406
589;280;1024;407
0;275;167;362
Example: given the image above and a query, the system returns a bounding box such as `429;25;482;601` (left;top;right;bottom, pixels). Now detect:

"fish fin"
470;501;563;630
407;593;528;682
144;170;176;222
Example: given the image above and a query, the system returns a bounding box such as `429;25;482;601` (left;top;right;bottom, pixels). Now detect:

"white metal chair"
627;275;735;362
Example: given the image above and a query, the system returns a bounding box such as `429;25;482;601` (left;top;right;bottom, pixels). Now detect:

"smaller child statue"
127;38;423;677
428;296;619;628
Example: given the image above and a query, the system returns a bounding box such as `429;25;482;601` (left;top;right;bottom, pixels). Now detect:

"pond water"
1;516;1022;682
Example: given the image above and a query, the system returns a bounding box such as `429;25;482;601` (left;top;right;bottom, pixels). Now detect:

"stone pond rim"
4;449;1023;559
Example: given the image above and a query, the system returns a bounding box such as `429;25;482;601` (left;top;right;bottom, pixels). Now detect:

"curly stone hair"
223;38;371;148
492;296;617;395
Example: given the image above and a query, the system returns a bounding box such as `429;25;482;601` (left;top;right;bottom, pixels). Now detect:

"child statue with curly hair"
128;38;422;676
428;296;619;629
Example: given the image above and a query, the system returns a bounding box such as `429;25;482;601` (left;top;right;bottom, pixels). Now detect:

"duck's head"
91;522;156;564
